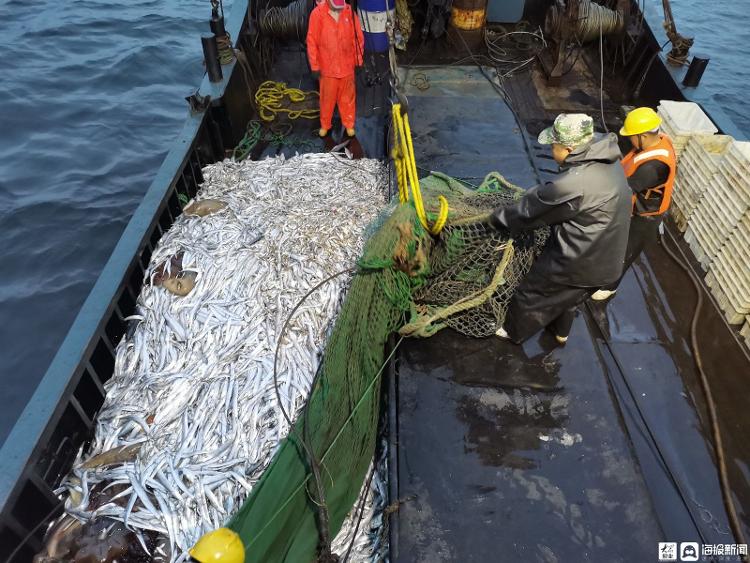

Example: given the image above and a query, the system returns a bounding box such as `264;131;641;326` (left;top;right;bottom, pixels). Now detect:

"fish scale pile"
57;153;389;561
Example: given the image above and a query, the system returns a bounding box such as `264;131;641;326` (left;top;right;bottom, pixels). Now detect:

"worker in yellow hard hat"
189;528;245;563
591;106;677;301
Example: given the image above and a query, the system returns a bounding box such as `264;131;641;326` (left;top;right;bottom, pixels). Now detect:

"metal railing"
0;0;253;558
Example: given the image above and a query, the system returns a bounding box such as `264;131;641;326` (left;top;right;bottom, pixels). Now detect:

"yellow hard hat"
189;528;245;563
620;107;662;136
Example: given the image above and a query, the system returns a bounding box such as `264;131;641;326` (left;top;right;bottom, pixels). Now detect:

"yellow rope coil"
391;103;449;235
255;80;319;122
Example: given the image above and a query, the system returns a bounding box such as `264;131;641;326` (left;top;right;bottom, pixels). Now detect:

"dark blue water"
0;0;747;446
642;0;750;136
0;0;228;444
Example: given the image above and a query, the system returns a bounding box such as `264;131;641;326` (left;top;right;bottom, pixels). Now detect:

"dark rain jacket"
491;133;632;287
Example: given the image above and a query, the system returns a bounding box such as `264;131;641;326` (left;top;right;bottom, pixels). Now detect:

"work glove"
311;70;320;81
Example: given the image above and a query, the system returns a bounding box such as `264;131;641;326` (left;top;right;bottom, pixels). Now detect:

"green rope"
357;257;393;270
233;120;318;162
233;121;263;161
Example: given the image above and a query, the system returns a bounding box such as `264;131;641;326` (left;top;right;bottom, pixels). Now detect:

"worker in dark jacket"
493;113;632;344
591;107;677;300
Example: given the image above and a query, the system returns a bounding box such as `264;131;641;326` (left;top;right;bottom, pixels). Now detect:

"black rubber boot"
319;130;335;152
346;134;364;159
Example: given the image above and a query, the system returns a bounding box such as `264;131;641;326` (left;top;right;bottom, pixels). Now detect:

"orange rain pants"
306;2;363;132
319;75;356;130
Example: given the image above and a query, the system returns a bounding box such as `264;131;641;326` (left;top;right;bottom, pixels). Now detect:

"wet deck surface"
259;47;390;161
390;65;750;561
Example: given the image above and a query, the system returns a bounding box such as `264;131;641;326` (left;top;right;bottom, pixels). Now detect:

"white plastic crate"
711;252;750;295
685;134;733;174
719;154;750;202
711;171;750;219
705;271;748;325
690;175;748;240
673;211;689;233
658;100;718;161
690;189;736;242
661;121;688;159
727;140;750;171
741;319;750;350
658;100;719;136
679;154;713;188
670;181;690;232
708;266;750;322
714;236;750;284
684;225;712;269
676;157;714;213
726;214;750;248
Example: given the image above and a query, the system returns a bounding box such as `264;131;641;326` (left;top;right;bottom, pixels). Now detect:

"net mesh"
228;171;546;562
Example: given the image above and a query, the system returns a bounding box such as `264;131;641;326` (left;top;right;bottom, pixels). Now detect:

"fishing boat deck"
388;62;750;560
253;46;391;161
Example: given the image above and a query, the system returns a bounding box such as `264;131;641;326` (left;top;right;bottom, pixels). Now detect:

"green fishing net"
228;171;546;562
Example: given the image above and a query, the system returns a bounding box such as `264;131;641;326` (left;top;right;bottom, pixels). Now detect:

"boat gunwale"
0;0;251;553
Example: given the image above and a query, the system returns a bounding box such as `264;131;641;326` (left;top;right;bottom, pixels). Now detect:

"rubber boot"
345;129;364;159
319;129;335;152
347;135;364;159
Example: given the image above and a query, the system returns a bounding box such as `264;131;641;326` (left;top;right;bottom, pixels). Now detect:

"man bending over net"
492;114;631;344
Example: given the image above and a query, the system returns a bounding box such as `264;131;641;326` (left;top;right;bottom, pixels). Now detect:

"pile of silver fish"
331;438;390;561
50;153;390;562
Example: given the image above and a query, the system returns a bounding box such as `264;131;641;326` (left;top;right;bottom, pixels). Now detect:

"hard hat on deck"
537;113;594;148
620;107;662;136
189;528;245;563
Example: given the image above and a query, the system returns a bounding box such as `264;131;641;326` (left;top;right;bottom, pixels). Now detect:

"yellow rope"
391;103;449;235
255;80;319;122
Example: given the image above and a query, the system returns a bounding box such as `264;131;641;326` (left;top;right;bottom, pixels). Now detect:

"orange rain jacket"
307;3;364;78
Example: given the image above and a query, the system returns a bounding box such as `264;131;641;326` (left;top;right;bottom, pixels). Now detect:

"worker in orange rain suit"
306;0;364;148
590;106;677;301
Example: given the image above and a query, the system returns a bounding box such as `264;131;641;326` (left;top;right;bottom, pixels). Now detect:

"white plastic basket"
719;216;750;272
740;319;750;350
684;224;713;269
657;100;719;136
705;271;748;325
720;140;750;200
684;134;733;175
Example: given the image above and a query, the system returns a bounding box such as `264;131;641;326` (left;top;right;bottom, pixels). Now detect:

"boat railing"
0;0;253;558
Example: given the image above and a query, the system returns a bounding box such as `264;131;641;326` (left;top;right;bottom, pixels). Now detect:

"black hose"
273;267;356;560
342;464;376;562
659;229;748;549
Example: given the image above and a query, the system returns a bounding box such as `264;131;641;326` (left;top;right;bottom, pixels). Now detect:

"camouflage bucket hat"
538;113;595;147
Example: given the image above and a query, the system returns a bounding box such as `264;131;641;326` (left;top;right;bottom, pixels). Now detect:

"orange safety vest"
621;133;677;217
